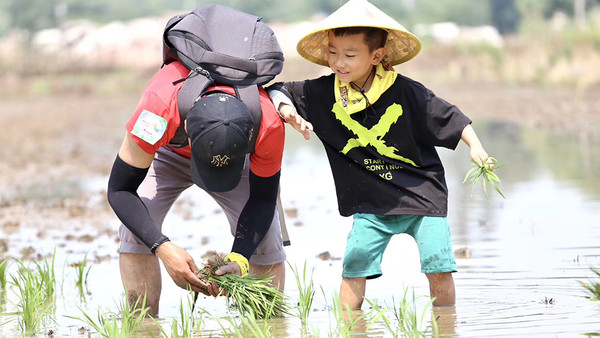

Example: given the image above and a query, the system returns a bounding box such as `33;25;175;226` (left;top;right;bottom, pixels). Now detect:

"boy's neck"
350;66;376;94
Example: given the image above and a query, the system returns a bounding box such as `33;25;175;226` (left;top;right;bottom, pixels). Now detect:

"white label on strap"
131;110;168;145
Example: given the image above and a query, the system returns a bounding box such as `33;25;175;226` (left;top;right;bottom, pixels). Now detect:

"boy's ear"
372;47;387;65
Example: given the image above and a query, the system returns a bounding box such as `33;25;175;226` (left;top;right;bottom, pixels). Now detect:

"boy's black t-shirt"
283;73;471;217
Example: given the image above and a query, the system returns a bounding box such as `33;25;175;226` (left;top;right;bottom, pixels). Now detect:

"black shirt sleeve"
418;88;472;150
268;81;310;120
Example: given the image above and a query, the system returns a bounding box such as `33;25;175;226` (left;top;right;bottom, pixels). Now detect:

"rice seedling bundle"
195;252;288;319
463;156;505;198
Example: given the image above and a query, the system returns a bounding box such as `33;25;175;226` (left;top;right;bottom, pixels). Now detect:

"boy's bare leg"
339;277;366;310
120;253;162;317
250;262;285;290
426;272;455;306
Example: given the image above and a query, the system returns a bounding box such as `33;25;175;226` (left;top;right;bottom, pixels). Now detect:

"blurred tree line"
1;0;599;37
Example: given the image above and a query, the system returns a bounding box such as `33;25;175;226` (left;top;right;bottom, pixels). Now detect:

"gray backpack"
162;4;284;151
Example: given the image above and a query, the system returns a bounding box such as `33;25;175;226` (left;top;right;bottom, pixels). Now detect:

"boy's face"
327;31;385;86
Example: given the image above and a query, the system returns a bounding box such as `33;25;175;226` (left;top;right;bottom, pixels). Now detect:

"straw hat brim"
297;0;422;67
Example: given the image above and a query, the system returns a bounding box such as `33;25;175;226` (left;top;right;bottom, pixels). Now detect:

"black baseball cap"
187;92;254;192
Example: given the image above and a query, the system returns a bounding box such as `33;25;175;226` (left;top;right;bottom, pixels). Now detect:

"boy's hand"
280;104;313;140
470;146;490;168
461;124;492;168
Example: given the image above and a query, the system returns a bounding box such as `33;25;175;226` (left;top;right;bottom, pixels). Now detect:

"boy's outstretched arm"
461;124;489;166
279;103;313;140
268;85;314;140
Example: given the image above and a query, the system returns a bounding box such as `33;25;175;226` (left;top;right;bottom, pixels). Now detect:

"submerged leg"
339;277;366;310
250;261;285;290
426;272;455;306
119;253;162;317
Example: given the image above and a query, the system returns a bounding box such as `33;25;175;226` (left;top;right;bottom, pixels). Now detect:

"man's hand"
154;241;213;295
214;262;241;276
280;104;313;140
208;258;244;297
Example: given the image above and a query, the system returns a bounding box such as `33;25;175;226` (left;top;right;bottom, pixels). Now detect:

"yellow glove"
224;252;249;276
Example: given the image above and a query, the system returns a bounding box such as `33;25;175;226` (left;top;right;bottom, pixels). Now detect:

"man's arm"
231;170;280;259
107;133;208;294
107;133;163;250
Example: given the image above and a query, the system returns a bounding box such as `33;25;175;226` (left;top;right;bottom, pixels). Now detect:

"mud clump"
196;251;225;282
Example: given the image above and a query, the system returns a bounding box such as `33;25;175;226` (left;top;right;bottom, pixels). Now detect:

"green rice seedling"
71;253;92;288
364;298;396;337
217;314;273;338
196;252;289;319
0;257;8;290
321;286;368;338
67;294;151;337
153;291;203;338
580;267;600;301
287;261;315;326
10;262;55;335
389;290;439;337
363;289;439;337
463;156;505;198
71;253;92;301
33;251;57;302
210;273;288;319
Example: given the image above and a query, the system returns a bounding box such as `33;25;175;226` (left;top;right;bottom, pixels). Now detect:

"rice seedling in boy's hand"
195;251;288;320
580;267;600;301
463;156;506;199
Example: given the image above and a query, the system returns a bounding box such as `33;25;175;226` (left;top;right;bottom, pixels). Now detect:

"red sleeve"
124;63;187;155
249;88;285;177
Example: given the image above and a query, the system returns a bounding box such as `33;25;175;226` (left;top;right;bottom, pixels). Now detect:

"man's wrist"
150;236;171;255
224;252;249;276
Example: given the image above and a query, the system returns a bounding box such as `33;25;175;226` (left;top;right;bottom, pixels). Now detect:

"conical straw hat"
297;0;421;67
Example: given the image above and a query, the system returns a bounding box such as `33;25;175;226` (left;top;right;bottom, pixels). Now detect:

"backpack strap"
169;75;262;153
235;85;261;153
169;70;212;148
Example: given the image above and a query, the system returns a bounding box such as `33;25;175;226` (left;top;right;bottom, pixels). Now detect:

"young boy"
269;0;491;309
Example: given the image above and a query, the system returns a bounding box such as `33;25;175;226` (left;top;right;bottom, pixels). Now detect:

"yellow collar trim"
334;63;397;115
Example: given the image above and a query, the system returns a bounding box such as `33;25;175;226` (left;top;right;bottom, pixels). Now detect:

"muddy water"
0;116;599;337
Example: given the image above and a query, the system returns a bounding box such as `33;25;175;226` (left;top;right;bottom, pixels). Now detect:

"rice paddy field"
1;48;600;336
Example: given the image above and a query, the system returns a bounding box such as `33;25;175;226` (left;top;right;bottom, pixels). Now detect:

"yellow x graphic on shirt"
332;103;418;167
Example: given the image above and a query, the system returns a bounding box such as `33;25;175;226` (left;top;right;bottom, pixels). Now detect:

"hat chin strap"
350;66;376;106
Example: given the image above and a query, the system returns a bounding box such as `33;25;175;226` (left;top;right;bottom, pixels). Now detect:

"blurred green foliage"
3;0;600;37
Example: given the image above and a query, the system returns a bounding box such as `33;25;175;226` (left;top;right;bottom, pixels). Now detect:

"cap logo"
211;154;231;167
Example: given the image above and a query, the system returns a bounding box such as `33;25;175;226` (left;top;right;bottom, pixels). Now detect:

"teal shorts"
342;214;457;279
